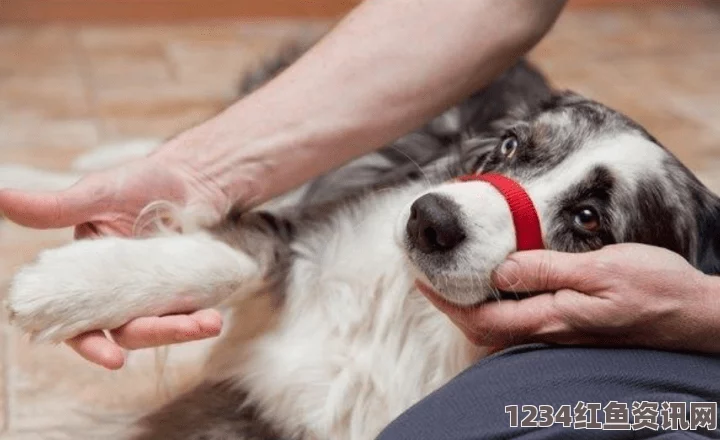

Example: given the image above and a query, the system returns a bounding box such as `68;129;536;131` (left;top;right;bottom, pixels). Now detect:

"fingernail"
492;259;521;288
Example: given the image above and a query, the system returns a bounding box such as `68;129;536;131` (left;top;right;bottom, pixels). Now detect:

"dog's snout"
406;194;466;253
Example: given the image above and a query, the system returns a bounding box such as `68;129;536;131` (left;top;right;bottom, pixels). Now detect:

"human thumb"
0;178;105;229
491;250;593;293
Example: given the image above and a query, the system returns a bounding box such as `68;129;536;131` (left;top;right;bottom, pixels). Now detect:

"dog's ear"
695;196;720;275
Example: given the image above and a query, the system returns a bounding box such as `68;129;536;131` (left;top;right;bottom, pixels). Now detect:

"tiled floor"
1;4;720;438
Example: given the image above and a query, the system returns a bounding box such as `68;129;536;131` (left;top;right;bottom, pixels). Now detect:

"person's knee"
377;345;720;440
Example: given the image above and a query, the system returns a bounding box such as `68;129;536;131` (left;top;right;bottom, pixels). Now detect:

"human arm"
153;0;568;205
0;0;567;369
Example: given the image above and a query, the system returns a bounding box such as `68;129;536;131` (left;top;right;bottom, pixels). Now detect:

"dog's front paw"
6;240;137;342
6;232;244;343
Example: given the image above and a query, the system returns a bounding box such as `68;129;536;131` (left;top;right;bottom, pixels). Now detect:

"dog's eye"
500;136;518;158
573;207;600;232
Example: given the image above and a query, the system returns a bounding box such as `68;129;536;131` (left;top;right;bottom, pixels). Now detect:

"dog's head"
398;92;720;306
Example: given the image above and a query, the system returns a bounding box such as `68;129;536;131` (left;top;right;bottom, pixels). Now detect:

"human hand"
420;243;720;353
0;155;229;369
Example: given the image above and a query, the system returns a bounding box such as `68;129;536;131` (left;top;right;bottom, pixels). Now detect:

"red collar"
457;173;544;251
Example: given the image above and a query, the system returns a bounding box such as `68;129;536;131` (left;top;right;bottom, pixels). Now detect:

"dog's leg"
7;232;257;342
7;211;291;342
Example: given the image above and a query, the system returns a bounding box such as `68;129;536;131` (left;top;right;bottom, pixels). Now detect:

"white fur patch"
526;132;668;212
225;184;482;440
7;232;260;342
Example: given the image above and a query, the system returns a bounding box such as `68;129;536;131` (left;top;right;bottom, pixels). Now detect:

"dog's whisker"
388;145;433;185
470;272;478;300
494;271;528;301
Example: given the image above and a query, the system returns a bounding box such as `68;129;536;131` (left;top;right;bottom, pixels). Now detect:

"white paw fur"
7;233;260;342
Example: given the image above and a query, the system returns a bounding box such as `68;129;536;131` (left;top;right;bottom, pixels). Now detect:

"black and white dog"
4;46;720;439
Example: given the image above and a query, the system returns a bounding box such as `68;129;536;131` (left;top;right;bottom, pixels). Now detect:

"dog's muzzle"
457;172;544;251
411;172;545;304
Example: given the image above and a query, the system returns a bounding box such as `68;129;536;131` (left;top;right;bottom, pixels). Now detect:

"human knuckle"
535;254;557;287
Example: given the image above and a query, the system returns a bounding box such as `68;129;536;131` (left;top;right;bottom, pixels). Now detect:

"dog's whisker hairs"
6;50;720;440
482;277;502;305
388;145;434;185
469;272;477;301
471;272;484;302
493;271;525;301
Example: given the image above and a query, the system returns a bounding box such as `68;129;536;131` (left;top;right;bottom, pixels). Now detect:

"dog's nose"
406;194;466;253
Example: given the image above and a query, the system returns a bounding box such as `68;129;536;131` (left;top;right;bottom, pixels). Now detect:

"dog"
3;45;720;439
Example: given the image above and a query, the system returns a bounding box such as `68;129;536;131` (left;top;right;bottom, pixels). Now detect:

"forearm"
155;0;566;206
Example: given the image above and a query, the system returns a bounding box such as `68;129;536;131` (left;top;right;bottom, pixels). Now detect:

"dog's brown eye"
574;208;600;232
500;136;518;158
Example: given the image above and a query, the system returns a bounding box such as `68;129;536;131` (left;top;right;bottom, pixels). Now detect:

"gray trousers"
377;344;720;439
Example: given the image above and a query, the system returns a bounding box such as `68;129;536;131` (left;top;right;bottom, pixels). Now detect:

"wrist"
150;96;318;211
147;124;240;219
692;273;720;353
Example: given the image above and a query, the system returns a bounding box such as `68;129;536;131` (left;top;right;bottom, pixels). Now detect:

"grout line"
162;24;180;83
68;25;107;144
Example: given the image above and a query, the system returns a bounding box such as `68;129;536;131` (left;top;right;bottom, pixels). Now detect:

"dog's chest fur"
230;185;482;439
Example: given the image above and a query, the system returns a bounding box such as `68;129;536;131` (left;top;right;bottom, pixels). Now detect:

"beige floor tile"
667;96;720;138
85;47;174;89
0;28;94;151
653;125;720;170
0;27;78;78
99;111;219;140
543;6;720;60
235;19;332;40
96;100;226;139
0;28;25;45
0;112;100;152
78;24;243;49
613;56;720;98
0;74;91;120
165;35;280;93
93;81;231;139
695;160;720;195
0;146;88;171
